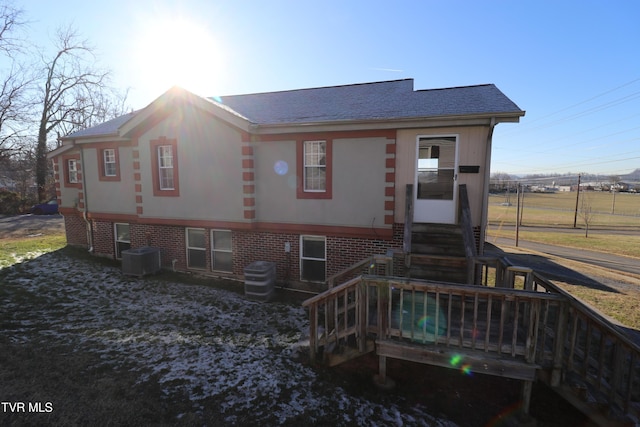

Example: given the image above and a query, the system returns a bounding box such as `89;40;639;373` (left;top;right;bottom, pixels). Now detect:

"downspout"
479;117;496;256
79;145;94;253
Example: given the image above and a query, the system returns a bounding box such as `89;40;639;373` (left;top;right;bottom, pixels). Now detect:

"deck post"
379;355;387;384
551;302;569;387
309;304;318;365
357;280;367;354
521;380;533;416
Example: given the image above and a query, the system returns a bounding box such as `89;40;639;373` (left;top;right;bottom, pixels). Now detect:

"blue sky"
16;0;640;176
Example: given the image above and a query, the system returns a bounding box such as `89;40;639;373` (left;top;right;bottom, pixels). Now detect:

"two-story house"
48;79;524;289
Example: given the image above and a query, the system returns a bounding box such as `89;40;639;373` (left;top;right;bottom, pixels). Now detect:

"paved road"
489;236;640;277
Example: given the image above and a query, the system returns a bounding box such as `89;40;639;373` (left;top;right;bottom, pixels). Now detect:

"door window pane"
417;137;456;200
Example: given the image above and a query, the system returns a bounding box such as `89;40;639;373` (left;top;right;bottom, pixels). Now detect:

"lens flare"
450;354;473;375
450;354;462;367
417;315;433;330
274;160;288;175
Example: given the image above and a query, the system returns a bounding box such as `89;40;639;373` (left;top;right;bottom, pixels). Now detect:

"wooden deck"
302;257;640;426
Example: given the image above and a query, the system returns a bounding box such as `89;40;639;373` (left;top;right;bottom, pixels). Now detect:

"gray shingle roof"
65;79;523;139
65;111;138;139
214;79;523;125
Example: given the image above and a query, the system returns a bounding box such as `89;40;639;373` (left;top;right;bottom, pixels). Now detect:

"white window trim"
114;223;130;260
211;229;232;272
104;148;117;176
186;227;206;269
68;159;78;183
303;140;326;192
158;145;174;190
299;235;326;282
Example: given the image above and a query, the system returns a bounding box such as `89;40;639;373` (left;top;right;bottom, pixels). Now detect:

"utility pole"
515;183;521;247
573;174;581;228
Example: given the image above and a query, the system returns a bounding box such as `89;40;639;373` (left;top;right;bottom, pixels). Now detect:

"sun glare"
133;17;224;97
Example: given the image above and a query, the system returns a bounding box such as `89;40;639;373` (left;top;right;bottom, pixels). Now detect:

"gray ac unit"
122;247;161;276
243;261;276;301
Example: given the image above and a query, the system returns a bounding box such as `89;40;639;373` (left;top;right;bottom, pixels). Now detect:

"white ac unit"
122;247;161;276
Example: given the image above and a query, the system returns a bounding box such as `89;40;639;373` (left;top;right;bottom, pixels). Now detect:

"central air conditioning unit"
243;261;276;301
122;247;162;276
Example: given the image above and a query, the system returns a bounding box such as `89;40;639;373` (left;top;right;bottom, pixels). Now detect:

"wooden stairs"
409;223;469;283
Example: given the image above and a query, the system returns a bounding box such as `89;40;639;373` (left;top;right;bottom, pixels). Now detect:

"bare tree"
578;191;594;238
0;64;33;160
55;85;130;139
34;25;110;201
0;2;27;56
0;2;31;160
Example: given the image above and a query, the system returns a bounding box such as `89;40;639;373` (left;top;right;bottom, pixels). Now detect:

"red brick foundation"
64;217;405;289
63;214;88;247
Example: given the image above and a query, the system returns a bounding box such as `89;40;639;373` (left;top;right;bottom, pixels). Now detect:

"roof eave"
251;111;525;134
47;143;76;159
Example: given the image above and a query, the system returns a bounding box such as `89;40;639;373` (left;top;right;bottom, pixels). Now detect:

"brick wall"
64;214;88;247
86;220;406;288
92;221;114;257
130;223;188;270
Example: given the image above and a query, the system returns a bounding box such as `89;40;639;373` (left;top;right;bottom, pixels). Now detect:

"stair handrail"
404;184;413;255
458;184;478;284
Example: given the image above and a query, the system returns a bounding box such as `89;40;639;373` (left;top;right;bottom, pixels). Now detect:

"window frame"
296;139;332;199
98;147;121;181
211;229;233;272
299;235;326;282
68;159;78;183
62;154;81;188
186;227;206;270
114;223;131;260
150;137;180;197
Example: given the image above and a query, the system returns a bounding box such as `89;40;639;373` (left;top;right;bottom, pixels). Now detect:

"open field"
489;191;640;227
488;192;640;258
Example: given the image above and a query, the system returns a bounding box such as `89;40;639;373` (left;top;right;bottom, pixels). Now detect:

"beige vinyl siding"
395;126;490;226
254;137;389;228
137;108;245;221
83;146;136;215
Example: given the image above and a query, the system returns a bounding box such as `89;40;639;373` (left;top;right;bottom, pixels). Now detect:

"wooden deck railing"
304;255;640;424
471;256;640;422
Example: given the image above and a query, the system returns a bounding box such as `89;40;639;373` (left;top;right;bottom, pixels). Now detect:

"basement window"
300;235;326;282
114;223;130;259
211;229;232;272
186;228;206;269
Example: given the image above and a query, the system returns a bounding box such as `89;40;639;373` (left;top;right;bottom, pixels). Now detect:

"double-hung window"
211;230;232;272
98;146;120;181
114;223;131;259
150;137;179;196
304;141;326;191
103;148;117;177
300;235;326;282
68;159;78;183
158;146;174;190
186;228;206;269
297;139;332;199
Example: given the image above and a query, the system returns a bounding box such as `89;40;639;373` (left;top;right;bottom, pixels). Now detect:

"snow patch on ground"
1;251;457;426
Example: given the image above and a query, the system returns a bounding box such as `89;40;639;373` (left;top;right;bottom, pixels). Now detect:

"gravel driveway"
0;214;65;239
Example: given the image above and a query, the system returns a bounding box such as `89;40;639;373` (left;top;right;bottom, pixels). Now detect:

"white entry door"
414;136;458;224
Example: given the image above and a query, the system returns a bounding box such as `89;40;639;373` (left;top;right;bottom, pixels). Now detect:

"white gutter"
79;145;93;253
479;117;496;256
